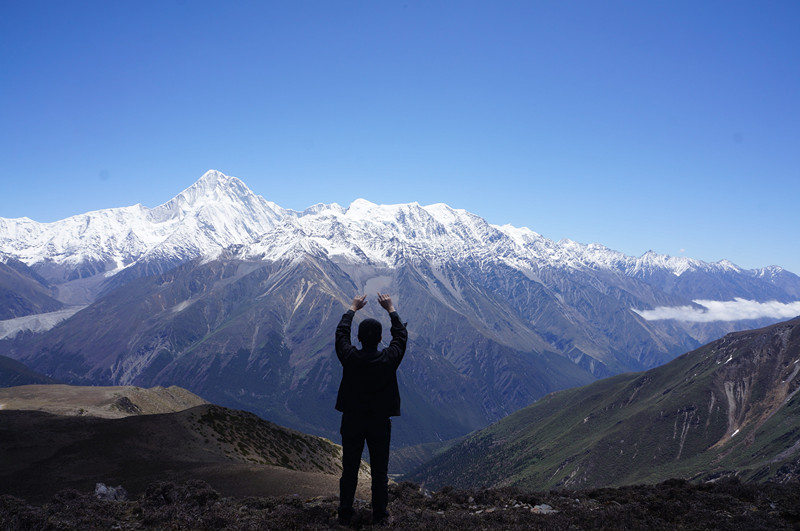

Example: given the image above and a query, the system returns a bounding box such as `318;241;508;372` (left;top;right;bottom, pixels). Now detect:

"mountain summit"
2;170;800;450
0;171;286;289
147;170;284;226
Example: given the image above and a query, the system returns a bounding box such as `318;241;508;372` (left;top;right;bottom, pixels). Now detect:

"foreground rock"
2;478;799;530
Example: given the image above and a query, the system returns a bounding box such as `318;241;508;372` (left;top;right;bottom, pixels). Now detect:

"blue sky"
2;1;799;274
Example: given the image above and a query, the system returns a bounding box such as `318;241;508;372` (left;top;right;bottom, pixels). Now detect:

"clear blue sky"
2;1;799;274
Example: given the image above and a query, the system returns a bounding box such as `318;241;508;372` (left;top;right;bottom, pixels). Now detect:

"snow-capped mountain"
3;169;793;299
0;171;285;285
2;170;800;450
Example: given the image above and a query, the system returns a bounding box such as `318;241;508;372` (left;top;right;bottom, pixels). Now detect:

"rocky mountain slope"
0;254;63;320
407;317;800;490
2;170;799;450
0;252;597;448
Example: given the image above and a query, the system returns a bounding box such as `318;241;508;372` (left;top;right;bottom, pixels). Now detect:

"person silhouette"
334;293;408;525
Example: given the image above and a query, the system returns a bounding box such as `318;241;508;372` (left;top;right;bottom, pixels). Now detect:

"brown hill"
0;383;207;417
0;401;368;503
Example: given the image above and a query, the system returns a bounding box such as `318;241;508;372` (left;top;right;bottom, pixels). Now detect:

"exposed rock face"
109;396;142;415
94;483;128;501
708;321;800;449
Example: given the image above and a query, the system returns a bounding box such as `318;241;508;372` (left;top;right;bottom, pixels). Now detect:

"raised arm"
378;293;406;365
336;296;364;363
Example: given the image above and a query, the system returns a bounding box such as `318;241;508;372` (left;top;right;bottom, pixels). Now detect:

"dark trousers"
338;411;391;522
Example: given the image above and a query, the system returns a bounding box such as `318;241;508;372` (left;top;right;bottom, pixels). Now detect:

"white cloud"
633;298;800;322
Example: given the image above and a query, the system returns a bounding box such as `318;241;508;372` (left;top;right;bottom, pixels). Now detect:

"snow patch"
171;300;193;313
0;306;86;339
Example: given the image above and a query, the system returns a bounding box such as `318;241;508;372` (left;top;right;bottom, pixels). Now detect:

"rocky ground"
2;478;799;530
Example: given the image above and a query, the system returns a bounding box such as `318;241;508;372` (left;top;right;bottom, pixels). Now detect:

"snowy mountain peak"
0;171;288;280
148;170;262;222
301;203;345;216
1;170;787;294
197;169;229;186
191;170;255;201
344;198;379;218
753;265;786;280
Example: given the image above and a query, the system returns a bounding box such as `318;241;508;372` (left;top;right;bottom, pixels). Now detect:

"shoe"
372;513;392;526
337;507;353;525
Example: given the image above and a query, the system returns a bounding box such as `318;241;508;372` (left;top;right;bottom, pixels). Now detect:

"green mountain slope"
407;317;800;490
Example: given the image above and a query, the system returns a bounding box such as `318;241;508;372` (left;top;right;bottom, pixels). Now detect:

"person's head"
357;318;382;349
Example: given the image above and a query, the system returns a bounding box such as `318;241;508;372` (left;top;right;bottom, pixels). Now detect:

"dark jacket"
335;310;408;416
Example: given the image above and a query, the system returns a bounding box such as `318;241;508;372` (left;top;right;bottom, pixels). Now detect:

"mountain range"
2;170;799;452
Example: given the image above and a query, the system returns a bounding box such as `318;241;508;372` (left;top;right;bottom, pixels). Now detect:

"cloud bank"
633;298;800;322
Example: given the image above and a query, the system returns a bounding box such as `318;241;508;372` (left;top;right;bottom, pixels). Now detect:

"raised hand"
377;293;395;313
350;294;368;312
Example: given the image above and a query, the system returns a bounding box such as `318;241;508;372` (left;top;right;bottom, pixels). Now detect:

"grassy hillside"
408;317;800;490
0;383;206;417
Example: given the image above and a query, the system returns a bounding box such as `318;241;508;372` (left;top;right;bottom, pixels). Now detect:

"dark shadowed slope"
0;401;368;503
0;256;63;320
0;355;58;387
